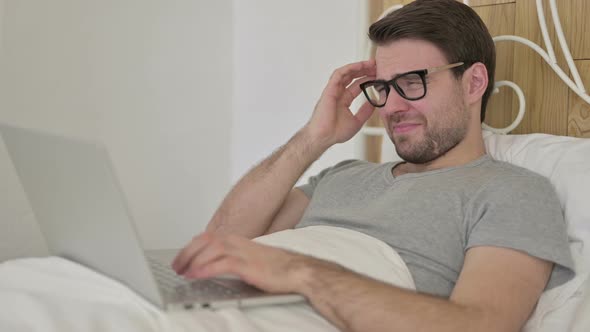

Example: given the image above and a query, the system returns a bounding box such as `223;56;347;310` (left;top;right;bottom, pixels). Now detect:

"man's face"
375;39;470;164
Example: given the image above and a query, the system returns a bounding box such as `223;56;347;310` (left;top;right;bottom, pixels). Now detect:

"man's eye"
398;81;423;90
376;85;387;92
405;81;422;86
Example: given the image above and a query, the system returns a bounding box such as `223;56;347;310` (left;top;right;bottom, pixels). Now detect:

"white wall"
0;0;367;261
0;0;3;46
0;0;233;259
232;0;364;184
0;0;49;260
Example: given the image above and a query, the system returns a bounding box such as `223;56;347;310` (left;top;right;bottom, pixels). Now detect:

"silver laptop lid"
0;124;164;308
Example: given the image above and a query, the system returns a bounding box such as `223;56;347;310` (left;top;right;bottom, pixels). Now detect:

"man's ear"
463;62;488;105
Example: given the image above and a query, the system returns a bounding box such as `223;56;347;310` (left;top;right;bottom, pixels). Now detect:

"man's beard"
390;106;469;164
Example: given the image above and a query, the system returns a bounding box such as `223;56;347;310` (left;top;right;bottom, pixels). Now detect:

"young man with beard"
172;0;574;331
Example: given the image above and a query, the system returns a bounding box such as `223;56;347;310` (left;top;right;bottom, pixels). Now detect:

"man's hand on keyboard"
170;231;342;295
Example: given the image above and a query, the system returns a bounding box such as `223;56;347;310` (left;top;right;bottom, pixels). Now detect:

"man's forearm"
294;258;487;332
205;59;376;238
206;127;329;238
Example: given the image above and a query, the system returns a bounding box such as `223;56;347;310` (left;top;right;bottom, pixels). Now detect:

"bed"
359;1;590;331
1;1;590;331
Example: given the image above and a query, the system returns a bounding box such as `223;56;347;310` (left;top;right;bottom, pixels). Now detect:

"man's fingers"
354;100;376;126
334;59;376;80
171;232;212;274
173;233;249;276
182;240;227;276
339;63;377;88
185;256;244;279
343;76;376;107
324;60;376;98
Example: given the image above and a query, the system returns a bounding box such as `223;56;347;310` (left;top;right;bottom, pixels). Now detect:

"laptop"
0;123;305;311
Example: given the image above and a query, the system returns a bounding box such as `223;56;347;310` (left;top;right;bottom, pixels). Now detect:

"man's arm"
295;246;552;332
203;59;377;239
204;130;322;239
174;232;552;332
173;59;378;267
262;188;310;235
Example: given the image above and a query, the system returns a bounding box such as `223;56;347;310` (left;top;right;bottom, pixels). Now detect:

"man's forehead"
374;40;447;78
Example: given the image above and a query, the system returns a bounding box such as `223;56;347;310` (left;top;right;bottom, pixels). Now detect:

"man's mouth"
392;123;421;134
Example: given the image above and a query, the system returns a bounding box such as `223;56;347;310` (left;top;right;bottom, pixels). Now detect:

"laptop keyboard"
147;256;262;299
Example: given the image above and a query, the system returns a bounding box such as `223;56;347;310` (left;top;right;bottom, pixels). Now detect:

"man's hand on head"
304;59;377;149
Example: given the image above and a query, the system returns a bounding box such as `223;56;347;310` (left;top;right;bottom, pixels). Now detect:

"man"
172;0;574;331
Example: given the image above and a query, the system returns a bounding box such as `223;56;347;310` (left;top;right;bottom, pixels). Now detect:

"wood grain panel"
558;0;590;60
365;135;384;163
472;3;515;130
366;0;385;128
510;0;568;135
368;0;384;23
469;0;515;6
382;0;414;8
364;0;385;162
384;0;516;8
568;60;590;137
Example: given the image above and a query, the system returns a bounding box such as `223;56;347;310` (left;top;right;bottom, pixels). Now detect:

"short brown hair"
368;0;496;122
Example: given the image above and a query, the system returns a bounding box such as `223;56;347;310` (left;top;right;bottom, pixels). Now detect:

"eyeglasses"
360;62;464;107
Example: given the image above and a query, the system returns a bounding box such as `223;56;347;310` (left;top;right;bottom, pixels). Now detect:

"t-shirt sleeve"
466;174;575;290
297;159;360;199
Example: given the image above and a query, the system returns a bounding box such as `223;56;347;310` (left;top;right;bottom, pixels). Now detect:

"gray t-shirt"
296;155;575;297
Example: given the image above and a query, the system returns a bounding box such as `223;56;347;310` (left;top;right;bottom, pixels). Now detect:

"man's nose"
379;89;411;117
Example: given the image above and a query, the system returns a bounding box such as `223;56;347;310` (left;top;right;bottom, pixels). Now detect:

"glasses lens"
363;82;388;106
395;73;425;99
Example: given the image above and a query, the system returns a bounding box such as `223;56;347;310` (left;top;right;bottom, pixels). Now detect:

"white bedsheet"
1;225;587;331
0;226;415;332
523;272;588;332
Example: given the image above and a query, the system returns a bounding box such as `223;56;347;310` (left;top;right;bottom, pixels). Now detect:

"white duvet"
0;225;587;332
0;226;414;332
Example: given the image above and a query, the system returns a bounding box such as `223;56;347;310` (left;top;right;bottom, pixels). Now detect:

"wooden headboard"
363;0;590;162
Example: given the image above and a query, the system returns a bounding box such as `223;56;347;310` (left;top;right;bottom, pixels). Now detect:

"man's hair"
368;0;496;122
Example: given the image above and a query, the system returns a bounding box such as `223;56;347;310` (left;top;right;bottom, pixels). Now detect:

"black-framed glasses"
360;62;464;107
